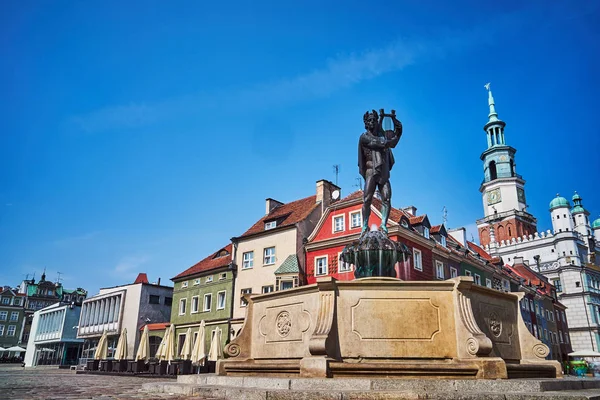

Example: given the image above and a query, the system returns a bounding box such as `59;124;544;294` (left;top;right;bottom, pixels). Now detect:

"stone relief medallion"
489;312;502;337
276;311;292;337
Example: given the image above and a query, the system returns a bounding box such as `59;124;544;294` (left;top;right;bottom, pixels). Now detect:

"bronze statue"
358;109;402;234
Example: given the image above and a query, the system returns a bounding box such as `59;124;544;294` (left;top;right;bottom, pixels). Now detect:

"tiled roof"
467;241;492;261
504;263;551;294
134;273;149;284
274;255;300;274
339;191;363;202
239;196;318;238
409;215;426;225
172;244;232;280
431;225;442;234
140;322;170;332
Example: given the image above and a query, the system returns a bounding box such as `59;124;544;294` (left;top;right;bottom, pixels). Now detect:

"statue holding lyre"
358;109;403;234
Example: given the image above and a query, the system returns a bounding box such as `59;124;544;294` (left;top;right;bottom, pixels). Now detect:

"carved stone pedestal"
218;277;560;379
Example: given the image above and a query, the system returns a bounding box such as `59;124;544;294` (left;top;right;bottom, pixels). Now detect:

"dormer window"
401;220;409;228
440;236;446;247
423;227;430;239
265;221;277;230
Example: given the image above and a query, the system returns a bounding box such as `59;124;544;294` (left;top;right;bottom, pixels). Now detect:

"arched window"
510;159;515;177
489;161;497;180
507;223;513;237
497;225;505;240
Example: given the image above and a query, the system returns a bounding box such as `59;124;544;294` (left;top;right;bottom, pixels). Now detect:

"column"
107;297;114;324
82;303;90;327
113;296;121;323
97;300;105;326
89;302;96;326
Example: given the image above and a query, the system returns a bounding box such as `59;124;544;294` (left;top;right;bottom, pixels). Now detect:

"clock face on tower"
517;188;526;203
487;188;501;205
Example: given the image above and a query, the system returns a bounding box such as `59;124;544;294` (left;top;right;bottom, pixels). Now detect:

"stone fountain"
216;109;561;380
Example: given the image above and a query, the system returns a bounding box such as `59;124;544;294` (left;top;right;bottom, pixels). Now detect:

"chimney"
265;198;283;215
403;206;417;216
157;278;161;286
513;256;524;266
448;227;467;247
316;180;340;213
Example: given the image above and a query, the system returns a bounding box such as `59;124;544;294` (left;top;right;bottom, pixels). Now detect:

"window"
0;325;3;336
521;300;526;310
7;325;15;336
524;300;529;311
553;279;562;292
240;288;252;307
242;251;254;269
535;303;539;315
440;236;446;247
333;215;345;232
47;290;53;296
265;221;277;230
435;261;444;279
529;299;534;311
450;267;458;278
13;298;20;306
217;291;226;310
423;227;430;239
559;331;564;343
203;294;212;312
179;298;187;315
149;295;160;305
219;273;227;280
315;256;328;276
178;334;186;355
465;270;472;277
502;279;510;291
413;249;423;271
164;297;172;306
191;296;199;313
281;281;294;290
0;311;7;321
474;274;481;285
262;285;274;294
264;247;276;265
338;252;351;272
205;276;213;283
194;279;200;285
350;211;362;229
181;281;188;288
486;278;492;288
2;298;9;304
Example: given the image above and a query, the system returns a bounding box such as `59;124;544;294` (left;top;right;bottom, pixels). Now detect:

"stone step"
173;375;600;393
142;377;600;400
142;382;600;400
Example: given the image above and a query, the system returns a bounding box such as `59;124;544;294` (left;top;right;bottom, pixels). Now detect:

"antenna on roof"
442;206;448;225
333;165;340;186
471;233;475;242
56;272;63;284
353;177;363;191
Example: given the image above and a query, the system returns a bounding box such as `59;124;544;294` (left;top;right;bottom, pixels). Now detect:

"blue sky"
1;1;599;296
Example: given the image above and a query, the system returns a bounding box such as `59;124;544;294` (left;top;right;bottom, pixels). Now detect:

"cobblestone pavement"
0;365;209;400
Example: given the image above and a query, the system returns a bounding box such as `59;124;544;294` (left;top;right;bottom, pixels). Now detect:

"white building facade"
475;85;600;353
76;274;172;360
24;303;83;367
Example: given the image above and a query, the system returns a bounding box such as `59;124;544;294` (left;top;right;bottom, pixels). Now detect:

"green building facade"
170;244;234;357
0;288;26;351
